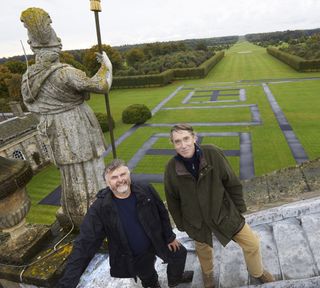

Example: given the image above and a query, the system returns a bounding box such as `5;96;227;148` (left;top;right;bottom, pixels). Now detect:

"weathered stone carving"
0;156;52;266
0;157;32;236
20;7;113;227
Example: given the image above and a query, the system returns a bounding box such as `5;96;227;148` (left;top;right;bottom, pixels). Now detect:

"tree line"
246;28;320;60
245;28;320;46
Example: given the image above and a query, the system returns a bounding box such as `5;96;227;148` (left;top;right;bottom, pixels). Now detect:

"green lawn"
269;80;320;159
26;165;61;224
149;106;251;123
26;41;320;224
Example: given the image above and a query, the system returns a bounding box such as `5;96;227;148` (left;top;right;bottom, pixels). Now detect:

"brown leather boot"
257;270;275;283
202;272;215;288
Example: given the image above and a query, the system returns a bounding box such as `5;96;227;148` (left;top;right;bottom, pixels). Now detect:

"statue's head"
20;7;62;52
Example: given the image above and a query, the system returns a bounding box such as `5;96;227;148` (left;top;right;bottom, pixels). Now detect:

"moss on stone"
24;243;73;279
20;8;50;30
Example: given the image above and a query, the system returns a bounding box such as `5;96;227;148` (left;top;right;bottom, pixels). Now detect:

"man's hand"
168;239;181;252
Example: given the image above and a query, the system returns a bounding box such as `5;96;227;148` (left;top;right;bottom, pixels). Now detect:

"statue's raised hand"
95;51;113;89
95;52;112;72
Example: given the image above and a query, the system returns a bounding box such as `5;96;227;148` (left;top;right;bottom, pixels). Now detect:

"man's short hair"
170;123;195;142
103;159;127;179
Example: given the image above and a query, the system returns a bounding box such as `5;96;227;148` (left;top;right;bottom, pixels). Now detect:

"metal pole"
90;0;117;158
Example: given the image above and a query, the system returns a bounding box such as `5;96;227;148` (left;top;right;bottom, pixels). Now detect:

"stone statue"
20;7;113;227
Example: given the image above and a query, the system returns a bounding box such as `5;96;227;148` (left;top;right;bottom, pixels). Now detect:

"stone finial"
0;157;53;269
0;157;33;237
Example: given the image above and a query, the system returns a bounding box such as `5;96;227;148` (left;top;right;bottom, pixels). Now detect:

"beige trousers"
195;223;263;277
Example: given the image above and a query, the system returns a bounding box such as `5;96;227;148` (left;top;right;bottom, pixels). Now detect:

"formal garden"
18;40;320;224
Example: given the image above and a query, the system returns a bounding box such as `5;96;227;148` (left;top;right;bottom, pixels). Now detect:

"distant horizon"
2;0;319;58
1;26;319;60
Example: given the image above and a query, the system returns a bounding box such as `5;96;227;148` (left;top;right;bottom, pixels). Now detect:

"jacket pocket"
214;193;244;239
217;194;231;224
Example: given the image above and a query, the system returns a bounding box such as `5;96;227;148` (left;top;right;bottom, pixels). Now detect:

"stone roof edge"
0;113;38;148
0;112;31;125
245;275;320;287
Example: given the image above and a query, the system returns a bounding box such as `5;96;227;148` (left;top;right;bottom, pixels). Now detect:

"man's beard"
116;183;129;194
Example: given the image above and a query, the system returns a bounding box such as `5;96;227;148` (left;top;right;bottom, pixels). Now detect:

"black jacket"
59;181;176;288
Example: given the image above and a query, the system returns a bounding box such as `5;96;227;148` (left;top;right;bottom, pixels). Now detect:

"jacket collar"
174;145;208;176
174;143;202;162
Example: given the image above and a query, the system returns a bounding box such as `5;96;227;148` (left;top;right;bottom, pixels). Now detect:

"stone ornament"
0;157;32;234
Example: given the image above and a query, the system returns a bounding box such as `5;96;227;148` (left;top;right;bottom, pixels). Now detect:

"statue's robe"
21;62;107;225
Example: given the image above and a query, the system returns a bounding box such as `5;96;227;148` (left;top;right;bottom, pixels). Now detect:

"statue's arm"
66;52;112;94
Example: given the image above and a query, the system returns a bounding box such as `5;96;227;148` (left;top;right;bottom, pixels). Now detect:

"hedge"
112;70;174;88
267;47;320;72
112;51;225;88
201;51;225;76
95;112;115;133
122;104;152;124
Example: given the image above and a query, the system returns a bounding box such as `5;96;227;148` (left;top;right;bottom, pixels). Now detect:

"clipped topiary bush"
95;112;115;132
122;104;152;124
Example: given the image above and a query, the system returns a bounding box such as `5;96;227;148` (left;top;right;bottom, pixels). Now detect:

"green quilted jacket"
164;144;246;246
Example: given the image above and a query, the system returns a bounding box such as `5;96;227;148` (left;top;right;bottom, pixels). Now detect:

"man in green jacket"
164;124;274;288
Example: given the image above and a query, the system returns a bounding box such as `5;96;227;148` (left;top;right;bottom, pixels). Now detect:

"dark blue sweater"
113;192;151;256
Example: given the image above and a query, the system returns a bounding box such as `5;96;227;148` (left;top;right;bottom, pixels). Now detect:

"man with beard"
59;159;193;288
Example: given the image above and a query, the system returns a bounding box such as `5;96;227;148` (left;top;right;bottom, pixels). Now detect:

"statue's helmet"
20;7;62;50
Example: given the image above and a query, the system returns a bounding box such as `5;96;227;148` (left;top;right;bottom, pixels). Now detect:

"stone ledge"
244;276;320;288
245;194;320;227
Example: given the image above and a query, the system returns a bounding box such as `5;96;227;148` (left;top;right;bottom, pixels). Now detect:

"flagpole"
90;0;117;159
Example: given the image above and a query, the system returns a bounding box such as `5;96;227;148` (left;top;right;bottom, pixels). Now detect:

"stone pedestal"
0;223;75;287
0;223;51;265
0;157;75;287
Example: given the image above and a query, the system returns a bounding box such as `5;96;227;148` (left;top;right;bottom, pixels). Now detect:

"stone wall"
242;158;320;211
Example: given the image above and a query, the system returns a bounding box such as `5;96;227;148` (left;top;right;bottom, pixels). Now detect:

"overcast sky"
1;0;320;58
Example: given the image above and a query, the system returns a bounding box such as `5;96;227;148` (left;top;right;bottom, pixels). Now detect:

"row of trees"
82;40;234;77
245;28;320;47
278;33;320;60
0;63;25;112
246;28;320;60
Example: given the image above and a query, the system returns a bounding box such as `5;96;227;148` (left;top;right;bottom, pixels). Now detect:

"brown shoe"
257;270;275;283
202;272;215;288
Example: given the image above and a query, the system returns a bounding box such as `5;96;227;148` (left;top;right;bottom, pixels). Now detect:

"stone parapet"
242;158;320;211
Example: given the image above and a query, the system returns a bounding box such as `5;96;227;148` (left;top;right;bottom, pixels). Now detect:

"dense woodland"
246;28;320;60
